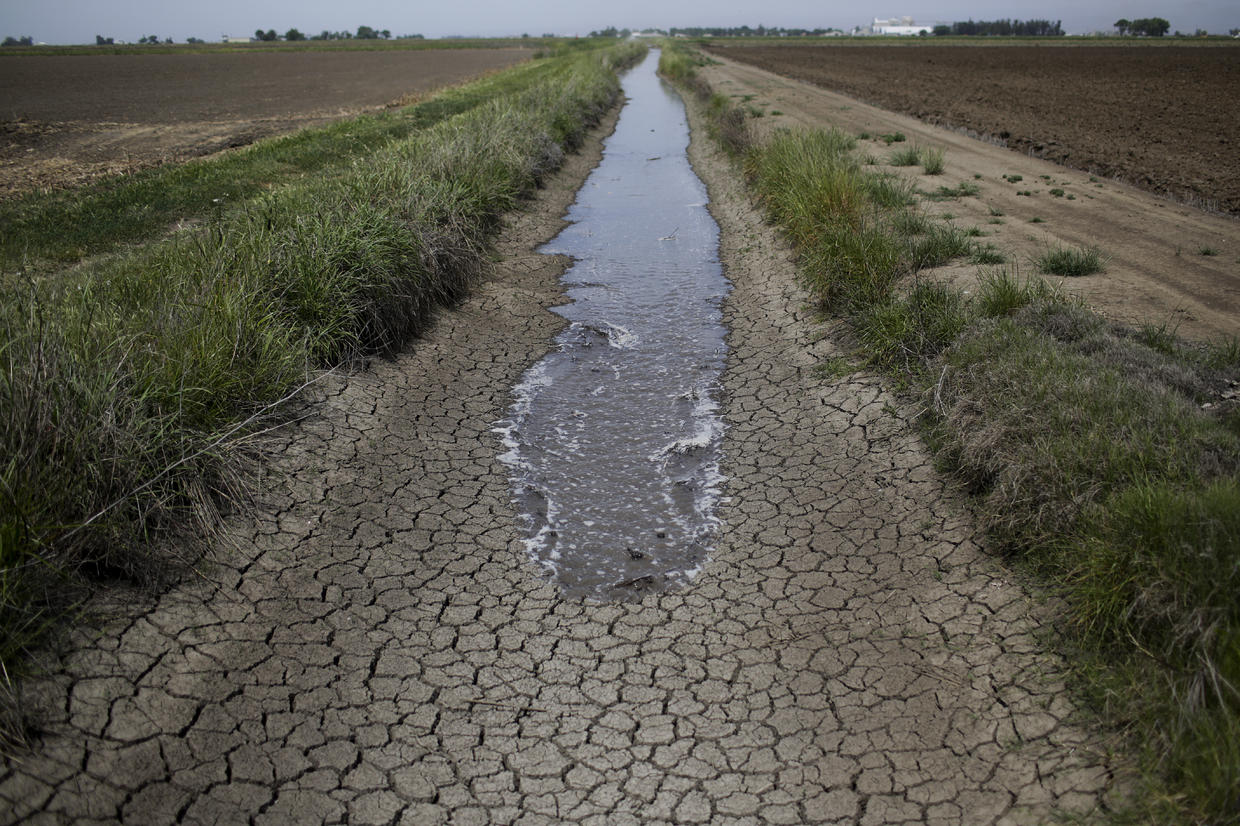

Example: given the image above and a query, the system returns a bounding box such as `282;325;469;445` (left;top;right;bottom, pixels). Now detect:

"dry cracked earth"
0;90;1121;824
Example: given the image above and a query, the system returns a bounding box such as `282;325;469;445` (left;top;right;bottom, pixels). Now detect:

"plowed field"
705;43;1240;214
0;47;529;196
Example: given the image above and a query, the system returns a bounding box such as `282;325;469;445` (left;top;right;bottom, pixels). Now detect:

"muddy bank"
0;77;1119;824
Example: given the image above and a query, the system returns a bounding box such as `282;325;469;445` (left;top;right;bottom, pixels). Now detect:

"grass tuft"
974;267;1064;318
888;145;922;166
1035;244;1106;276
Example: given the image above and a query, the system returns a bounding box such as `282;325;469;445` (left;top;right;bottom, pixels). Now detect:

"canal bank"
0;51;1118;824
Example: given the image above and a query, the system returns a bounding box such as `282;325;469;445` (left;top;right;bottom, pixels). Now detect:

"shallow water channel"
497;50;730;601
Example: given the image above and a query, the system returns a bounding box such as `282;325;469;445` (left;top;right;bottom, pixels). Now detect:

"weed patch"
1035;244;1106;276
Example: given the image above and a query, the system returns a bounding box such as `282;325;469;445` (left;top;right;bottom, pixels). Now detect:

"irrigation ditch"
0;41;1136;824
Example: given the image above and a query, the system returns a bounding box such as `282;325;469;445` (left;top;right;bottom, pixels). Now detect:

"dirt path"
0;87;1118;823
705;54;1240;342
705;43;1240;215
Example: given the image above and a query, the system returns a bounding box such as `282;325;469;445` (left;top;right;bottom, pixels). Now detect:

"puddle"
496;50;730;601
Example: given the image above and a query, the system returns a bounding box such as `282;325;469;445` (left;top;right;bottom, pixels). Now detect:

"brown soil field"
704;43;1240;214
0;48;529;196
700;53;1240;342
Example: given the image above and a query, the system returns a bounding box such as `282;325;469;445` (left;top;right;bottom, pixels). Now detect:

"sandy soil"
0;73;1121;823
0;48;529;197
702;53;1240;342
705;43;1240;215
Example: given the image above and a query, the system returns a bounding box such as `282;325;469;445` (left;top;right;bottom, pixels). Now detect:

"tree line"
258;26;407;41
588;25;841;38
1114;18;1171;36
668;25;840;37
933;19;1063;36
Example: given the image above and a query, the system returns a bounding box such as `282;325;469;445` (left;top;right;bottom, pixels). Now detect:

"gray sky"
1;0;1235;43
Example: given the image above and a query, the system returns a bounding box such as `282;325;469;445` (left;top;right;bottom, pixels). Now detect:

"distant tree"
137;34;161;44
284;28;305;41
1230;27;1239;36
254;28;278;41
2;35;33;46
186;37;204;44
356;25;379;39
397;33;425;39
164;37;173;43
947;18;1062;36
932;24;951;36
381;29;391;39
1129;17;1171;36
95;34;114;45
1115;18;1130;35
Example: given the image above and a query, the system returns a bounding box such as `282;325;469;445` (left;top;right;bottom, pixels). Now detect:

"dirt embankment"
0;48;529;196
706;43;1240;214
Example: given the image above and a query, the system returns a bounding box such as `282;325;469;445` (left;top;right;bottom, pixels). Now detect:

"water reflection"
496;50;730;600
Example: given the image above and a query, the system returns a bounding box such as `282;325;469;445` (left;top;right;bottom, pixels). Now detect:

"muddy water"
497;50;730;600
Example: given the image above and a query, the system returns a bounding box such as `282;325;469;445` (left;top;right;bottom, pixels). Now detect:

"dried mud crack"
0;93;1119;824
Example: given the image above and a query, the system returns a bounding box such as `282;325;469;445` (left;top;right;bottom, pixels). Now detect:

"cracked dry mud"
1;87;1119;824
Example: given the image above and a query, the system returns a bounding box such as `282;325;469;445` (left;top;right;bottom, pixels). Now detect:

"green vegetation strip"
0;44;617;271
661;41;1240;824
0;41;647;710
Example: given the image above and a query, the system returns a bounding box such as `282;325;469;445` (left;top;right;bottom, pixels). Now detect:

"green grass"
663;40;1240;822
888;145;922;166
920;147;945;175
970;244;1006;265
926;182;980;201
1035;244;1106;276
0;40;647;728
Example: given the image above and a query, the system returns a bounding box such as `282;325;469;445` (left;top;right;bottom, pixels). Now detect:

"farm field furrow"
0;47;530;196
705;43;1240;214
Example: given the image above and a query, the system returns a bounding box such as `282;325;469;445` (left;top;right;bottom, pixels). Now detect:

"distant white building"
870;16;931;36
221;35;253;43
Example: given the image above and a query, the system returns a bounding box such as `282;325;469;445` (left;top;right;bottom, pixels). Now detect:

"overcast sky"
1;0;1235;43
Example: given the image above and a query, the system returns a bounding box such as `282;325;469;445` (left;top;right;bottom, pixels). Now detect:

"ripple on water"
495;50;730;601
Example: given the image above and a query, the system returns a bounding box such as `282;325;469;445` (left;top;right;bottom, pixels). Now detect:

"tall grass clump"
745;129;920;310
1035;243;1106;276
0;41;646;719
888;145;922;166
